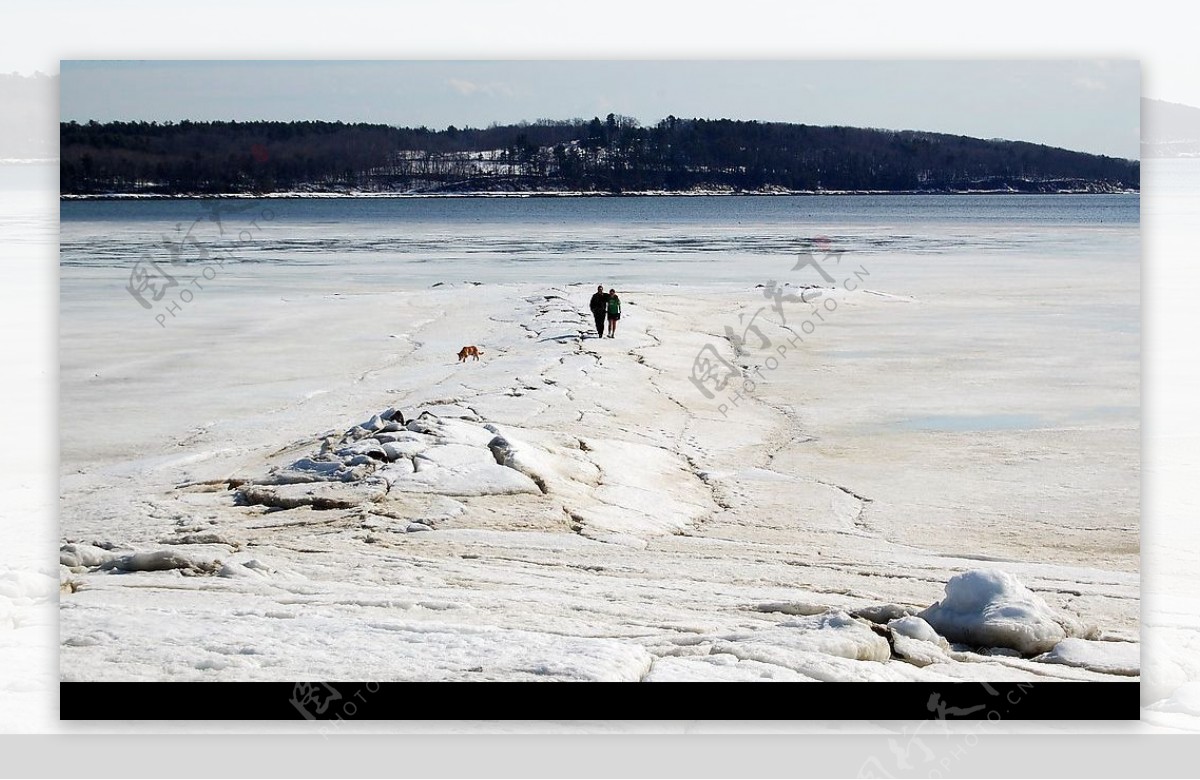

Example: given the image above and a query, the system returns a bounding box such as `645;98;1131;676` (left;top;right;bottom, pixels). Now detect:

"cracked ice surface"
59;272;1138;684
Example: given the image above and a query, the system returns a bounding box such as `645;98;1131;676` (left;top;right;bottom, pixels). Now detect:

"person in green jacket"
605;288;621;338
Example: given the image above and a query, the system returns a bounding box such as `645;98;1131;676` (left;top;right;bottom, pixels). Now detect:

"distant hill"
1142;98;1200;158
60;116;1139;196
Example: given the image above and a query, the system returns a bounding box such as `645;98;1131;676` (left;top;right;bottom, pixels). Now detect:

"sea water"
60;193;1139;291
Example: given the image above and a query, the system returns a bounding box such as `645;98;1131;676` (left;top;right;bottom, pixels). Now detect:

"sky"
59;60;1142;159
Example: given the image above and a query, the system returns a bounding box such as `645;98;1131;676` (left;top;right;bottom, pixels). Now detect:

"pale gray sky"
60;60;1141;159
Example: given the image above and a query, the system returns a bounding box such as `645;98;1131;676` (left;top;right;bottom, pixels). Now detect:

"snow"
387;462;543;497
59;543;120;569
887;616;953;668
240;478;390;509
919;569;1096;655
643;653;813;682
1034;638;1140;677
702;611;894;679
56;208;1139;685
888;615;946;645
854;604;914;624
102;549;220;574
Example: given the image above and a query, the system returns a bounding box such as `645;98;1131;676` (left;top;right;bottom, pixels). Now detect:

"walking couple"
588;285;621;338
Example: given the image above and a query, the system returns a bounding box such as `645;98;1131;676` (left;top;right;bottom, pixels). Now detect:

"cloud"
447;78;513;98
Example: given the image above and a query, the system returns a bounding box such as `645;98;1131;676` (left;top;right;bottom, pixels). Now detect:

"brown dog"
457;346;481;362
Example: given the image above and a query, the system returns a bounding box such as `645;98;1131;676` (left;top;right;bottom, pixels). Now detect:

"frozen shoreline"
58;274;1139;682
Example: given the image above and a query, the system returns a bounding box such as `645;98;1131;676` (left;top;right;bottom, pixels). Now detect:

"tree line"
60;114;1140;195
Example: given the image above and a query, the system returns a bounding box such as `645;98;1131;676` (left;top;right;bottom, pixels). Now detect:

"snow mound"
889;615;946;645
888;616;952;667
919;569;1094;655
101;550;220;575
773;611;892;661
381;440;427;460
239;479;388;509
60;543;121;569
243;409;546;504
161;532;240;547
853;604;915;624
234;405;712;542
1033;638;1139;677
710;611;893;679
218;561;269;579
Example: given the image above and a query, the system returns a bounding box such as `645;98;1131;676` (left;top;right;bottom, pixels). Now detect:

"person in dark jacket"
588;285;608;338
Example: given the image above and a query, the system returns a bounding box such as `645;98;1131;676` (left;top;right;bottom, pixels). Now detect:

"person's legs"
594;311;605;337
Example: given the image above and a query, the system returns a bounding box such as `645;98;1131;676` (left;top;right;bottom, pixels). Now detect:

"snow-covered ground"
58;230;1140;684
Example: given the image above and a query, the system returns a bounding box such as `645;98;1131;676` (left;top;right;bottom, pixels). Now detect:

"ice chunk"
713;611;893;677
889;615;948;646
919;569;1094;655
102;550;219;574
386;463;541;497
487;433;553;493
294;458;342;474
415;443;499;470
375;431;429;445
381;440;427;460
269;458;374;484
218;561;265;578
887;616;952;667
336;441;387;460
240;479;388;509
374;460;416;486
774;611;892;661
407;416;495;447
417;403;481;421
60;543;120;569
854;604;914;624
755;602;829;617
163;532;238;547
1033;638;1139;677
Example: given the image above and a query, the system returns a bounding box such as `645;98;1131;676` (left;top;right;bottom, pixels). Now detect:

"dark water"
59;194;1140;286
61;192;1139;227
